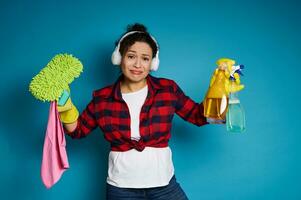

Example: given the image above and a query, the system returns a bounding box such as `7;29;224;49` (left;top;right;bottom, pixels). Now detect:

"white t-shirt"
106;85;174;188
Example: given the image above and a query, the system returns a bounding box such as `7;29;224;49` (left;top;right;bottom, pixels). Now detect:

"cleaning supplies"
29;53;83;103
58;97;79;124
226;92;246;132
203;68;229;121
226;64;246;133
204;58;245;128
41;101;69;188
58;90;70;106
56;87;79;123
29;53;82;119
203;58;234;121
29;53;83;188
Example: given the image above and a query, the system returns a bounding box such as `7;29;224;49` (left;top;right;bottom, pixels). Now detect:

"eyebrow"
127;50;151;57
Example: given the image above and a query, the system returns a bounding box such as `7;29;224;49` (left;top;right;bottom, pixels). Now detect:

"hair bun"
126;23;147;32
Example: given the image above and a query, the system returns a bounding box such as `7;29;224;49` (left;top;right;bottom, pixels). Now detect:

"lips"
130;70;143;75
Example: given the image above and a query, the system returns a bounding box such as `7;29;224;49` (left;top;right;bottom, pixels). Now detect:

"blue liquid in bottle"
226;93;245;133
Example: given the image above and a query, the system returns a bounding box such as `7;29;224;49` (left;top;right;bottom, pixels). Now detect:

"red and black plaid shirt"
66;74;208;151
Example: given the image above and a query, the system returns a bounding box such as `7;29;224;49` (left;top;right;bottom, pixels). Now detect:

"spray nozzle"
230;64;244;81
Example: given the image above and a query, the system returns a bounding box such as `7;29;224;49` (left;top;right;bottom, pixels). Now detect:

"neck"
121;77;147;93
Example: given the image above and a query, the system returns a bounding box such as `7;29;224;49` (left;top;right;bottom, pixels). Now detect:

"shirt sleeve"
172;80;208;127
64;93;98;138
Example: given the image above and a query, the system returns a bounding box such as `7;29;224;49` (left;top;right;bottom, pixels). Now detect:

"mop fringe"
29;53;83;102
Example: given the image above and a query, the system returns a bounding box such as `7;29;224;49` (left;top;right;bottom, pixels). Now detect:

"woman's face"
120;41;153;84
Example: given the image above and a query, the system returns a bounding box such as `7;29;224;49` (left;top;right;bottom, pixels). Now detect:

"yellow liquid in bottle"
204;97;228;120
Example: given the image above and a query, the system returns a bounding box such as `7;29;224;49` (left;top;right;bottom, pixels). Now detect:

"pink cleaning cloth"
41;101;69;188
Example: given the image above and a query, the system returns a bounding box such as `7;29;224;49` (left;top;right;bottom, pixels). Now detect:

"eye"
143;57;150;61
127;55;135;59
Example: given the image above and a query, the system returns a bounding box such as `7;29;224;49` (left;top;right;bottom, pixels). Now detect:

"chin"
128;76;145;83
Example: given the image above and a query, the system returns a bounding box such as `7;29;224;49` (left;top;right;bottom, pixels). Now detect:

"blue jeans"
106;175;189;200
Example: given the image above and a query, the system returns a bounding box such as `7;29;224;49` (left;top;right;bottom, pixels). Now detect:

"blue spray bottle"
226;92;246;132
226;64;246;133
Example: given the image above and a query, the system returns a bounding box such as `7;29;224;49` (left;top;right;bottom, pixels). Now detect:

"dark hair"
115;23;158;58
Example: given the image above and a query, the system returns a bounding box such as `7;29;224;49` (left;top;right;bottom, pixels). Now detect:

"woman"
59;23;209;200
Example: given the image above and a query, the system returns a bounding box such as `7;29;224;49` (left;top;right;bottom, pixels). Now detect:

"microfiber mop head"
29;53;83;102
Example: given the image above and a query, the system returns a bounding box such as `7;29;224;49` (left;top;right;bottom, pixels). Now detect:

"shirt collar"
111;74;161;101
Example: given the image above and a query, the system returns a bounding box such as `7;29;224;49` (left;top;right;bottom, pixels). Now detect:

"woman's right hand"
57;97;79;124
57;87;79;123
57;96;79;133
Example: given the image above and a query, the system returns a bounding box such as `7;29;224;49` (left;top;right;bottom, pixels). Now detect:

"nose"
134;57;141;68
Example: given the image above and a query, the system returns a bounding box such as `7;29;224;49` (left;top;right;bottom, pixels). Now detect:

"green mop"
29;53;83;188
29;53;83;105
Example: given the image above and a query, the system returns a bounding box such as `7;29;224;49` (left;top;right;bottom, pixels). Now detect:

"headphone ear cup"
151;57;159;71
111;49;122;65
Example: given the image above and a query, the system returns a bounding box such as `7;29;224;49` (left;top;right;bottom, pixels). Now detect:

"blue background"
0;0;300;199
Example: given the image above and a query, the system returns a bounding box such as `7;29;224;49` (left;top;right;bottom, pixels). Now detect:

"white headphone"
111;31;160;71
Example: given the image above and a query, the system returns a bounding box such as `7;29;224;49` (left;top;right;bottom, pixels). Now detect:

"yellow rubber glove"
57;97;79;124
56;86;79;124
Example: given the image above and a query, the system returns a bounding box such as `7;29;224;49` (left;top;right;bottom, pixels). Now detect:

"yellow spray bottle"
203;58;244;123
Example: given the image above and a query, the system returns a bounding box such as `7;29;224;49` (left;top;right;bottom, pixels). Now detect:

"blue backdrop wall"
0;0;300;199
